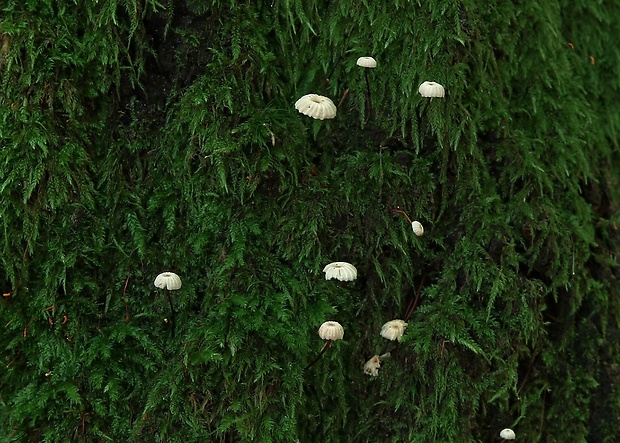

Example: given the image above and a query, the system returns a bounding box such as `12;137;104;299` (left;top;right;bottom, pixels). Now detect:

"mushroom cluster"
291;55;440;378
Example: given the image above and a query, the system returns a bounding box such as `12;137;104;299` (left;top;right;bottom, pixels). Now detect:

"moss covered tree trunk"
1;1;619;442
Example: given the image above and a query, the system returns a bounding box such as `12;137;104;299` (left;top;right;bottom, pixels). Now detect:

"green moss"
1;1;618;441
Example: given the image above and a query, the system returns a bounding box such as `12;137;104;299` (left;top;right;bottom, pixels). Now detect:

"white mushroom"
154;272;182;290
418;81;445;98
380;319;408;341
318;321;344;341
294;94;337;120
499;428;516;440
363;355;381;377
411;221;424;236
356;56;377;68
323;262;358;282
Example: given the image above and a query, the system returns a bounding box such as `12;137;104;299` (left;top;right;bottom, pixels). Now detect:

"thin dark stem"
405;275;426;322
379;340;398;357
327;58;342;82
364;69;372;120
122;274;130;322
305;340;332;370
538;391;546;436
324;56;344;91
166;290;176;338
391;208;413;224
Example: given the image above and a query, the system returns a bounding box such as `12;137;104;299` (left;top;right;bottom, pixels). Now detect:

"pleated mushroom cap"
154;272;182;290
418;81;445;98
323;262;358;282
411;221;424;236
318;321;344;340
356;56;377;68
295;94;337;120
380;319;408;341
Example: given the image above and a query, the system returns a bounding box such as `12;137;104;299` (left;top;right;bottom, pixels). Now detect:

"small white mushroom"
154;272;182;290
418;81;445;98
294;94;337;120
363;355;381;377
499;428;516;440
323;262;358;282
356;56;377;68
380;319;408;341
318;321;344;341
411;221;424;236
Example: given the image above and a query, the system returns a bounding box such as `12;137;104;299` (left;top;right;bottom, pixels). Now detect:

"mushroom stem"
391;208;413;224
404;275;425;322
379;340;398;358
305;339;333;370
166;290;176;337
364;69;373;120
325;56;343;90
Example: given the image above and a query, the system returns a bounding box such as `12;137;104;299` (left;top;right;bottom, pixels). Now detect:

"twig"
337;88;349;108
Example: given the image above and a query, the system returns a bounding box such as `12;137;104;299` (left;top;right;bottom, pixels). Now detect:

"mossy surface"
1;1;619;442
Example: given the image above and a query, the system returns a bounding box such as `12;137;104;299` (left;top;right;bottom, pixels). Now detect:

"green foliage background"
1;0;619;441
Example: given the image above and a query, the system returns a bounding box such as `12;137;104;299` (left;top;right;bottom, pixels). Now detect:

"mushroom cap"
318;321;344;340
154;272;182;290
499;429;516;440
363;355;381;377
418;81;445;98
380;319;408;341
356;56;377;68
411;221;424;236
294;94;337;120
323;261;358;282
